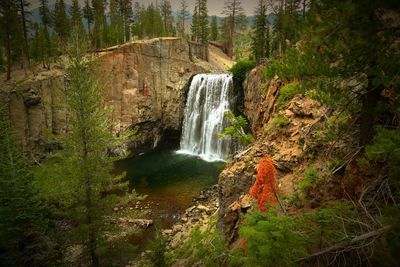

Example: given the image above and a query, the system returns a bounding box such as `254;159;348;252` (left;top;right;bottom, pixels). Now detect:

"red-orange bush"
250;156;279;212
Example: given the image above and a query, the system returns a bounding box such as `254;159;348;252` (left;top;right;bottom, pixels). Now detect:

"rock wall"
217;69;325;243
243;66;281;136
1;38;219;155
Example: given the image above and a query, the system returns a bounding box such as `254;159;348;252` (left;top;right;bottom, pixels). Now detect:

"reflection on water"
114;149;225;250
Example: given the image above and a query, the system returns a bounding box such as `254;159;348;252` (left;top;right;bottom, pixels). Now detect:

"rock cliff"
1;38;232;155
217;70;326;242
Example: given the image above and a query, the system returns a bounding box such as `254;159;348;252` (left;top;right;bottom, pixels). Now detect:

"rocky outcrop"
1;38;232;154
217;71;326;243
243;66;282;135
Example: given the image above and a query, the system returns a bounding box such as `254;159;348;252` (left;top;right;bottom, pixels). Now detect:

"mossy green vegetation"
169;216;229;267
264;115;290;134
276;82;302;108
230;60;256;85
299;168;319;194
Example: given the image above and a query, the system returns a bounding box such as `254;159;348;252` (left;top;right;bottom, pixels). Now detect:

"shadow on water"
114;148;225;251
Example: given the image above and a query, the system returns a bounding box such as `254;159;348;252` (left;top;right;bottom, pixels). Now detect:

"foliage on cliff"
250;156;279;212
220;111;253;146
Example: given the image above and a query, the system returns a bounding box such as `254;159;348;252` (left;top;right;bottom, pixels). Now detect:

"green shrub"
148;224;168;267
230;60;256;85
299;168;319;193
234;210;308;267
365;127;400;181
264;115;290;134
170;217;229;267
277;82;301;108
219;111;253;146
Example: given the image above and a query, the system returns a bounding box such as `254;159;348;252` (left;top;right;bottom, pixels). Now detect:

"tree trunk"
359;80;382;146
5;34;11;81
20;0;30;68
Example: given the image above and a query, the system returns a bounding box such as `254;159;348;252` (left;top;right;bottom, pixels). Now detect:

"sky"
28;0;259;16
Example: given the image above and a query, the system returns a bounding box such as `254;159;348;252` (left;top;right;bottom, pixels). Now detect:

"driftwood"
297;225;392;262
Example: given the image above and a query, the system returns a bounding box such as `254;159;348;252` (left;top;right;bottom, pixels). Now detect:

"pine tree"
198;0;208;45
160;0;174;36
70;0;85;36
17;0;30;70
0;105;47;265
222;0;244;58
264;0;400;146
83;0;93;40
252;0;270;63
39;0;52;68
120;0;133;42
53;0;71;52
132;2;144;38
0;0;19;80
191;5;199;41
109;0;121;44
47;32;141;266
210;15;218;41
177;0;189;38
91;0;106;48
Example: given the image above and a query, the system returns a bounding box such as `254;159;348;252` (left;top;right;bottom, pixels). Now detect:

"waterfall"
177;73;234;162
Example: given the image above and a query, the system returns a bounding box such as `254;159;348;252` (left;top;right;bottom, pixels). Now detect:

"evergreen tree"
17;0;30;70
273;0;302;54
46;31;141;266
160;0;174;36
109;0;121;44
0;105;47;265
39;0;52;68
222;0;244;58
143;3;164;38
191;5;199;41
91;0;106;48
53;0;71;51
210;15;218;41
132;2;144;38
177;0;189;38
198;0;209;45
252;0;270;63
265;0;400;146
70;0;85;36
0;0;20;80
120;0;133;42
83;0;94;39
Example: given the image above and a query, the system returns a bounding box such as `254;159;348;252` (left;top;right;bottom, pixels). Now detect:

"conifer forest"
0;0;400;266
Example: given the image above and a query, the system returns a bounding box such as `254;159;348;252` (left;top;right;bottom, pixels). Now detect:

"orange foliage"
250;156;279;212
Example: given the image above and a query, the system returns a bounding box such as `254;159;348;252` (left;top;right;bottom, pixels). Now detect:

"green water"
114;148;225;248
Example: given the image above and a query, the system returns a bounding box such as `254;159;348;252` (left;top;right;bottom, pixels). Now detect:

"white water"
177;73;234;162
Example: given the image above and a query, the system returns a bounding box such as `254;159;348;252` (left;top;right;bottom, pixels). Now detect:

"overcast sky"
28;0;259;16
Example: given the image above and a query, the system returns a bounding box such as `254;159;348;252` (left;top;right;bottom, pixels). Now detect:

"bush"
264;115;290;134
277;82;301;108
234;210;308;267
170;217;229;267
299;168;319;193
365;127;400;181
230;60;256;85
219;111;253;146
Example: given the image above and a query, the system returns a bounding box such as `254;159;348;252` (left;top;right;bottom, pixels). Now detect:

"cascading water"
177;73;234;161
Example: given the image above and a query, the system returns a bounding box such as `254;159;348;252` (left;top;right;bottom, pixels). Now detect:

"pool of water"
114;148;225;249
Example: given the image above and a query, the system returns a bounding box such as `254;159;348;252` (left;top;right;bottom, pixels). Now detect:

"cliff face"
217;70;325;242
2;38;226;154
97;38;205;152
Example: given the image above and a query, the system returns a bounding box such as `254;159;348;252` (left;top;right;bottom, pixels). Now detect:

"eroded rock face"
218;70;326;243
2;38;211;154
243;66;281;135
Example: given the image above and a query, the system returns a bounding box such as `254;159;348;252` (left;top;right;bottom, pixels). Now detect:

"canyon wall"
1;38;225;155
